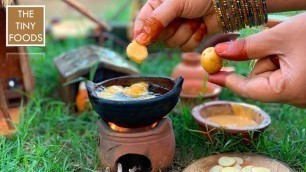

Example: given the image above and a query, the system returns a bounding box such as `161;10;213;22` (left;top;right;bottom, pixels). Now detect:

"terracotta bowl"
86;76;183;128
192;101;271;142
180;80;222;106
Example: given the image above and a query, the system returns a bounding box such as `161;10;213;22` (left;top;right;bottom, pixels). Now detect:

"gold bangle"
258;0;267;24
213;0;226;32
231;0;241;30
222;0;233;32
236;0;245;28
262;0;268;23
240;0;249;26
228;0;239;31
254;0;262;25
247;0;255;27
213;0;267;33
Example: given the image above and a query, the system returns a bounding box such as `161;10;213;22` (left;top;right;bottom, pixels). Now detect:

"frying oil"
96;83;161;101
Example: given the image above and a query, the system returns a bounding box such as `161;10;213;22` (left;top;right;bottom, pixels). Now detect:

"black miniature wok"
86;76;184;128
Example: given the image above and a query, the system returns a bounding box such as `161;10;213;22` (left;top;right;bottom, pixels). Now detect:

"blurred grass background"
0;4;305;171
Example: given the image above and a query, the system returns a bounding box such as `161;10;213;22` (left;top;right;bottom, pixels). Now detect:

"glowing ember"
108;122;158;132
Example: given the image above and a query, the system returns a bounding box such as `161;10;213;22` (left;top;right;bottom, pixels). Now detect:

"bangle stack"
213;0;268;33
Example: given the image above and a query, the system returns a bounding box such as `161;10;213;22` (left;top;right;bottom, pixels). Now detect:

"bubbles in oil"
96;82;162;101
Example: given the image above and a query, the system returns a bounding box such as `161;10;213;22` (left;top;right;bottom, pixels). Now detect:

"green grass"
141;54;306;171
1;13;306;171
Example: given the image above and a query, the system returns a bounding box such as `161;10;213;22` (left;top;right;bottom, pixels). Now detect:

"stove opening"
116;154;152;172
108;122;158;133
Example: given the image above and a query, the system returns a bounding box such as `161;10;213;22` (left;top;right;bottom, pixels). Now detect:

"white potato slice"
233;157;244;165
241;166;254;172
209;165;223;172
218;157;236;167
222;167;240;172
251;167;271;172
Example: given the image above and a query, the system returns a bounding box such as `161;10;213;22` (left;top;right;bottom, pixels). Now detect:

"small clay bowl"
192;101;271;142
180;80;222;106
86;76;183;128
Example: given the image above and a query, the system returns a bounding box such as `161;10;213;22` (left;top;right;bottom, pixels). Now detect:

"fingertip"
215;39;248;61
208;71;232;87
215;42;229;54
133;30;141;40
135;32;150;45
135;17;164;45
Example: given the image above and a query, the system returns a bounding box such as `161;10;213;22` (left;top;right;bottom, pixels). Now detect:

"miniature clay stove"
97;118;175;171
86;76;183;171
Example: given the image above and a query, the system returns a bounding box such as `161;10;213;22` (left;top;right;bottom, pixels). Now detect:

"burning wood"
116;163;142;172
117;163;122;172
128;166;141;172
108;122;158;132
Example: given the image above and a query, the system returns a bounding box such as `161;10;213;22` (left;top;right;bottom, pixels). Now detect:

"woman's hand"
208;13;306;108
133;0;220;51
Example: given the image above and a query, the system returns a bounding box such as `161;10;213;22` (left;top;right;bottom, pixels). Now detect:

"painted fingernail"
208;71;232;87
133;30;140;40
215;43;229;53
136;32;150;46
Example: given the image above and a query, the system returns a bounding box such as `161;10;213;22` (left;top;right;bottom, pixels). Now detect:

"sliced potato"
233;157;243;165
218;157;236;167
123;82;148;98
241;166;254;172
133;82;148;89
209;165;223;172
126;41;148;64
105;86;124;94
233;165;242;170
221;167;240;172
251;167;271;172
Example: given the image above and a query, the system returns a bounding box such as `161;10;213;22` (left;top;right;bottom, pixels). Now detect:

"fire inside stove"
108;122;158;132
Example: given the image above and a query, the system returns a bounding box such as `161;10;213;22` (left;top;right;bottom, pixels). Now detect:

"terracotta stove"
97;117;175;172
87;76;183;172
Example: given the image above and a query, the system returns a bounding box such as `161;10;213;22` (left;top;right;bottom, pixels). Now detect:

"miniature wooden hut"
54;45;139;107
0;0;35;135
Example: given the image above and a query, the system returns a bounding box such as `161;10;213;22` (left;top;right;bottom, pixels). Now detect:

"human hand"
133;0;220;51
208;13;306;108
